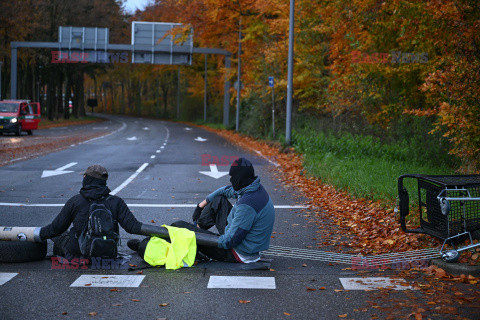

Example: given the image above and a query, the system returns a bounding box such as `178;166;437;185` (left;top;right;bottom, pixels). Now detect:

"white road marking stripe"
161;146;165;149
70;275;145;287
156;150;161;153
0;273;18;286
110;163;149;196
339;278;413;291
0;202;308;209
207;276;276;289
150;155;156;159
255;150;279;167
5;121;126;165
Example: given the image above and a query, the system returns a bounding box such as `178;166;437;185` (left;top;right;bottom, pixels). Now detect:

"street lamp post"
285;0;295;145
204;54;208;122
235;18;242;132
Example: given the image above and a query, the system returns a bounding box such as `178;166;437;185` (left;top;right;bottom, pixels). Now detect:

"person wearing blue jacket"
128;157;275;263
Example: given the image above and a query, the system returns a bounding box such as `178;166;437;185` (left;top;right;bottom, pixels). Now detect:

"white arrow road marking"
194;137;207;142
41;162;78;178
127;136;137;141
199;164;229;179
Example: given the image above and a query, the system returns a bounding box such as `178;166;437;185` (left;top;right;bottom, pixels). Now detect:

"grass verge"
294;129;455;205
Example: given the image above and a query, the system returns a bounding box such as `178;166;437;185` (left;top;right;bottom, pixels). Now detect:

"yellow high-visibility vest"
144;225;197;270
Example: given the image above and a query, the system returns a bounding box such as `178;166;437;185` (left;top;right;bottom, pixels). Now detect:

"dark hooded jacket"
40;176;142;256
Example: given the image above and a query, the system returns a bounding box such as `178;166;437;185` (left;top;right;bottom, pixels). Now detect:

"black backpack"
78;196;119;259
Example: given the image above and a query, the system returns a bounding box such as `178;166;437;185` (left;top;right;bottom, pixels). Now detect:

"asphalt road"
0;114;465;320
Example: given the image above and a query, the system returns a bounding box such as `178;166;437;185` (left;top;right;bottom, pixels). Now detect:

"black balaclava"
229;157;256;191
79;174;110;200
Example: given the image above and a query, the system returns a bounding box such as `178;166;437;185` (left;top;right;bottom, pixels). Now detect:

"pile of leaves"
367;266;480;319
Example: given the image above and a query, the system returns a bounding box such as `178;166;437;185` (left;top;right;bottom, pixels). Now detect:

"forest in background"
1;0;479;171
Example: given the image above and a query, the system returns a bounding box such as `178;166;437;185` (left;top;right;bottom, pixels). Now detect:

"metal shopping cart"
398;174;480;262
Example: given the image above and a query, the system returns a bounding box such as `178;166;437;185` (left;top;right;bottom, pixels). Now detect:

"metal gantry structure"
9;23;233;127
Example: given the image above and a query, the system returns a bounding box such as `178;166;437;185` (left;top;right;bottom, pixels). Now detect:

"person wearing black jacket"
40;165;143;260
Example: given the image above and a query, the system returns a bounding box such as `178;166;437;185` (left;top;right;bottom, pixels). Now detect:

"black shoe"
127;239;140;252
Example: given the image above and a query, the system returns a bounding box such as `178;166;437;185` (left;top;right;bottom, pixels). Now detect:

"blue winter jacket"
206;177;275;257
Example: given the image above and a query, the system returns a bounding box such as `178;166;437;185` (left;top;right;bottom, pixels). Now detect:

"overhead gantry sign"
10;22;232;126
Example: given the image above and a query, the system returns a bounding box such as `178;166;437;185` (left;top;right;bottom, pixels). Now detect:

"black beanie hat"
229;157;256;191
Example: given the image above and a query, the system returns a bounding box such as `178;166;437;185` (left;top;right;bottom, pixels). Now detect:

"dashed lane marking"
70;275;145;287
0;273;18;286
339;277;413;291
207;276;276;289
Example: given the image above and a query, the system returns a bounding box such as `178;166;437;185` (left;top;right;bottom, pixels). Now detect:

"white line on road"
207;276;276;289
156;150;161;153
110;163;149;196
0;273;18;286
79;120;127;144
0;202;309;209
70;275;145;287
339;278;413;291
7;121;127;165
255;150;279;167
150;155;156;159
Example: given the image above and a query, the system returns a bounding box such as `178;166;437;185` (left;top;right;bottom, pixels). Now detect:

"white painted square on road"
340;277;413;290
70;275;145;287
0;273;18;286
207;276;276;289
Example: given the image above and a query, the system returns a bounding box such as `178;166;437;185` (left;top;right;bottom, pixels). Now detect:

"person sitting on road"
128;157;275;263
40;165;143;261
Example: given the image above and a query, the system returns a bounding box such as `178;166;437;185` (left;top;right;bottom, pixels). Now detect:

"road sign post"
286;0;295;145
269;76;275;138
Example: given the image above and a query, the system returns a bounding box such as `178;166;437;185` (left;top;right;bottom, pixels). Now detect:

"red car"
0;100;41;135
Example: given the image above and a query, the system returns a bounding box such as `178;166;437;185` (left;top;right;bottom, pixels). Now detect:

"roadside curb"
431;258;480;277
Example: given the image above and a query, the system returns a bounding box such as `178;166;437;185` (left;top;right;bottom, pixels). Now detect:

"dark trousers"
137;221;238;263
52;232;81;260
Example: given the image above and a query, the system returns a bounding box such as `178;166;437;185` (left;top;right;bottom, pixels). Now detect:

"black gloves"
192;204;203;222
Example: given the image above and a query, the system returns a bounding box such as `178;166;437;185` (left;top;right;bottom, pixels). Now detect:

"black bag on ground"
78;196;119;258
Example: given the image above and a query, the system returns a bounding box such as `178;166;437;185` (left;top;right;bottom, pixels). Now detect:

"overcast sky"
122;0;154;14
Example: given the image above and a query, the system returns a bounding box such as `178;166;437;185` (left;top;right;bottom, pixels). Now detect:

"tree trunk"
136;80;142;116
64;73;71;119
120;81;125;114
56;71;64;120
78;72;85;117
46;69;55;121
